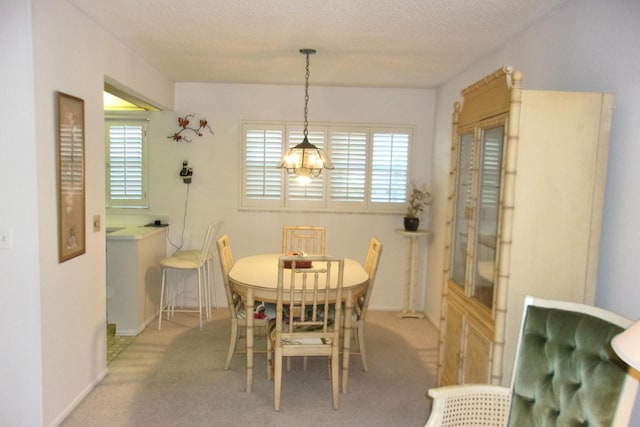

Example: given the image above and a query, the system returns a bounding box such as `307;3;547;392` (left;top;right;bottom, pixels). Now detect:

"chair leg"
202;262;211;320
224;319;238;370
197;268;203;330
357;325;368;371
207;258;216;315
331;350;340;410
168;270;178;317
274;348;283;411
158;269;167;330
266;330;273;380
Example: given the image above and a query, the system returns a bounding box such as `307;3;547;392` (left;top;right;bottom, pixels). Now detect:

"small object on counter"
145;221;169;227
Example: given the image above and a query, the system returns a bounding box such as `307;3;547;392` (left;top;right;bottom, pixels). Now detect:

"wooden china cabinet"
437;66;613;386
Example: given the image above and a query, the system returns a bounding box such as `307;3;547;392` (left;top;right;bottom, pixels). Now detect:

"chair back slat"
359;238;383;319
216;234;238;317
271;255;344;410
197;220;222;264
275;256;343;345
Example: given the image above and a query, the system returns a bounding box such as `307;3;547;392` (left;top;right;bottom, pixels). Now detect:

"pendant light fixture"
278;48;333;184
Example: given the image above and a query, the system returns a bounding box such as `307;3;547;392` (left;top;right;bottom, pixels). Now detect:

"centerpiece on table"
283;250;312;268
404;183;431;231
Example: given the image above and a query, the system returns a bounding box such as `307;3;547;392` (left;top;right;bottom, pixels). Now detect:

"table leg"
341;289;353;393
246;288;254;392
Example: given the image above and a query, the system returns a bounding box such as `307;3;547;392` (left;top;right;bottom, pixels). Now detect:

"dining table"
228;253;369;393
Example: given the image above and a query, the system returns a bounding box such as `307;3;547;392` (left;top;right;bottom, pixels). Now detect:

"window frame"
240;120;414;214
105;112;150;209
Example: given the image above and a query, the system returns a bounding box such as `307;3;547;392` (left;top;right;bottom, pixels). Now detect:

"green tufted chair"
424;296;639;427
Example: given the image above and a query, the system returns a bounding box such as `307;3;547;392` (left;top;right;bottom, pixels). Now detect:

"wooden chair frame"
267;255;344;411
282;225;326;255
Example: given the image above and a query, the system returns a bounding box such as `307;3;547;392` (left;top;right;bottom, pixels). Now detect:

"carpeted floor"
106;323;136;364
65;310;439;427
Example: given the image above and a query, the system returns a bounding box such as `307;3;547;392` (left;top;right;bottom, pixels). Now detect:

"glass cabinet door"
450;132;474;288
470;125;504;308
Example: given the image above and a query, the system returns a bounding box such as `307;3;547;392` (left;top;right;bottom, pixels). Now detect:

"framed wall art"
56;91;86;262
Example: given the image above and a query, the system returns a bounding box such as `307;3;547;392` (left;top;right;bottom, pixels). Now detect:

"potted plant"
404;183;431;231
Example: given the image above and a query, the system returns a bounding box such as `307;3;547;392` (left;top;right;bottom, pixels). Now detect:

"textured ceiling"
69;0;569;88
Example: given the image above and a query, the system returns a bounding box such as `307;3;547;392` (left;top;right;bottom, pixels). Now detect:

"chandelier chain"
303;52;310;137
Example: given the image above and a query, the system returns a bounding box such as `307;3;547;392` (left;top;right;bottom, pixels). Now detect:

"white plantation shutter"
244;127;283;202
106;120;148;208
329;131;367;202
240;121;413;213
370;131;409;204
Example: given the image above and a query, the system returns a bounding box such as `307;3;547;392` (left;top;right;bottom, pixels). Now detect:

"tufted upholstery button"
507;306;629;427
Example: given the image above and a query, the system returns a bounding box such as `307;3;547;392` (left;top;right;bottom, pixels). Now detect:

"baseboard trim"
48;367;108;427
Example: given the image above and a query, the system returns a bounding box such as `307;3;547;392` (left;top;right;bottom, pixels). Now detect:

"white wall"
32;1;109;423
427;0;640;421
0;1;43;425
102;29;175;110
0;0;175;425
133;82;436;312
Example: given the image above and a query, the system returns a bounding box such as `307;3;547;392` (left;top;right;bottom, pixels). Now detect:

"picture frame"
56;91;86;262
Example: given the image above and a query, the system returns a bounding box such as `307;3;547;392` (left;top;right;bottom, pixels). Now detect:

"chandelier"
278;48;333;184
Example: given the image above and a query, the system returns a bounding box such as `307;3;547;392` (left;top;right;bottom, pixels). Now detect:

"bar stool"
158;223;217;330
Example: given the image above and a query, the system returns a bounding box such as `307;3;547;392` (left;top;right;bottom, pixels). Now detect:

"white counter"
106;226;167;335
106;225;168;240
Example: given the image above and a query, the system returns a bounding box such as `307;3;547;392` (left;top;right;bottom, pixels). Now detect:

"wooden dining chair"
217;234;272;370
281;226;327;370
282;225;325;255
267;255;344;411
350;237;383;371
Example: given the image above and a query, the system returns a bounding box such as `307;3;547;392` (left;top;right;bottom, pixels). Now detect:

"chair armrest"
424;384;511;427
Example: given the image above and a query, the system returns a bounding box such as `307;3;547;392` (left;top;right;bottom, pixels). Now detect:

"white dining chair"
350;237;382;371
282;225;325;255
281;225;326;370
217;234;273;370
267;255;345;411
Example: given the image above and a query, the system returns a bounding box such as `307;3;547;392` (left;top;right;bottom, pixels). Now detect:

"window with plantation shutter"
241;121;413;213
244;127;284;204
330;130;367;202
286;129;326;205
370;131;410;205
106;118;148;208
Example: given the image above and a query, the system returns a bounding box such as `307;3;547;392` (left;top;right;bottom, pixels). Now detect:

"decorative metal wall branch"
168;114;214;142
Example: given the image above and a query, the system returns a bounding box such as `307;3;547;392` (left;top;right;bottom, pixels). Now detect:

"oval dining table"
228;253;369;393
